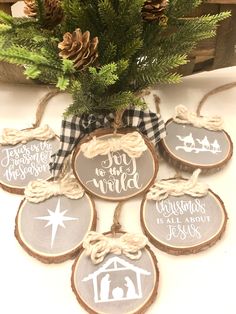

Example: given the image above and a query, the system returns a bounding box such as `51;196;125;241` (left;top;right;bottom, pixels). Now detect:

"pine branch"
0;0;231;116
0;10;14;25
12;17;38;29
101;91;145;111
56;76;70;90
35;0;45;25
89;63;118;89
168;0;202;17
0;46;61;71
0;24;12;34
99;41;117;64
64;89;145;116
133;54;187;88
24;65;41;79
98;0;117;28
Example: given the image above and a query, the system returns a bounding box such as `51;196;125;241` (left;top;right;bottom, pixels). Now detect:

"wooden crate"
179;0;236;75
0;0;18;14
0;1;236;82
0;1;34;84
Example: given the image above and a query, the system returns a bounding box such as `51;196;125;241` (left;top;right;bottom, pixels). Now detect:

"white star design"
35;198;79;248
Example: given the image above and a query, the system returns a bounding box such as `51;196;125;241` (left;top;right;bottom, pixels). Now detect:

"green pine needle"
62;59;76;74
0;10;14;25
56;76;70;90
0;1;231;115
0;24;12;33
24;65;41;79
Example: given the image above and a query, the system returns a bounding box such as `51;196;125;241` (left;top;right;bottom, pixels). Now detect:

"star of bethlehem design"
34;198;79;248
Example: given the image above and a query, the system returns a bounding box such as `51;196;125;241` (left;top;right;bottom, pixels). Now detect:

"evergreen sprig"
0;0;231;115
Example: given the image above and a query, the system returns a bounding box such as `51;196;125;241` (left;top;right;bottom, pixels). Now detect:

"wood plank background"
0;0;235;80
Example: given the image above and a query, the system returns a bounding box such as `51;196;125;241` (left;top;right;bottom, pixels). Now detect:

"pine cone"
142;0;168;24
58;29;99;71
24;0;63;28
24;0;37;17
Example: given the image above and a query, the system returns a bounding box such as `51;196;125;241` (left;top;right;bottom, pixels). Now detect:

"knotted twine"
83;202;148;264
0;124;56;145
25;157;84;203
0;89;61;146
173;105;223;131
196;81;236;117
83;231;148;264
146;169;208;201
50;108;166;177
81;131;147;159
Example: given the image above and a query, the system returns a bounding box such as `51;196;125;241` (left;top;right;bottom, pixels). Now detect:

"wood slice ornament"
72;129;158;201
15;171;96;263
159;105;233;173
0;126;59;194
0;91;61;194
71;231;159;314
141;170;228;255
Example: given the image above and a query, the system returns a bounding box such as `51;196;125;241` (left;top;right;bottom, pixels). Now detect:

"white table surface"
1;66;236;314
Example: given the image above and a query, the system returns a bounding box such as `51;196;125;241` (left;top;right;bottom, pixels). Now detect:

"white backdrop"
0;66;236;314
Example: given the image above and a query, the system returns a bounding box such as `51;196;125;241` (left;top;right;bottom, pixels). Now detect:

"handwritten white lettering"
86;152;142;194
156;199;206;218
1;141;53;182
166;224;201;241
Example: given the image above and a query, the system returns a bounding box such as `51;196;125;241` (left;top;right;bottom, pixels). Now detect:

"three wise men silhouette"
176;133;221;153
99;274;138;301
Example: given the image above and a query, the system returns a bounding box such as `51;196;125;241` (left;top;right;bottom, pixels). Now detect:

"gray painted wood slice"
141;189;227;255
159;120;233;172
71;241;159;314
0;137;60;194
72;129;158;201
15;194;96;263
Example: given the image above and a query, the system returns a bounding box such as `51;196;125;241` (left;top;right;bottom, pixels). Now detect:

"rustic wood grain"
0;1;18;3
0;0;18;14
158;119;233;174
179;2;236;75
15;196;97;264
206;0;236;4
0;62;33;84
213;5;236;69
71;234;159;314
0;3;11;13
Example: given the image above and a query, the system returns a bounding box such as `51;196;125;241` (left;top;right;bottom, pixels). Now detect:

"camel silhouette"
196;136;210;150
211;139;221;153
176;133;195;148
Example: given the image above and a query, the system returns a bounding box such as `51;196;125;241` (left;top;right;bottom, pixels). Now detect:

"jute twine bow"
0;124;56;145
83;231;148;264
25;171;84;203
81;131;147;159
25;157;84;203
83;202;147;264
146;169;208;201
173;105;223;131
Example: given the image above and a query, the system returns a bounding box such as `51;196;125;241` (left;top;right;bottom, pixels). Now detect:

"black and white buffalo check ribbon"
50;108;166;177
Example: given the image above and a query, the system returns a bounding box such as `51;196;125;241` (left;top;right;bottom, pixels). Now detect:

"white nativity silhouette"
176;133;221;154
82;256;151;303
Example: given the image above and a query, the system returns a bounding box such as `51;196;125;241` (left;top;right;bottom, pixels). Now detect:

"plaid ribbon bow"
50;108;166;177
